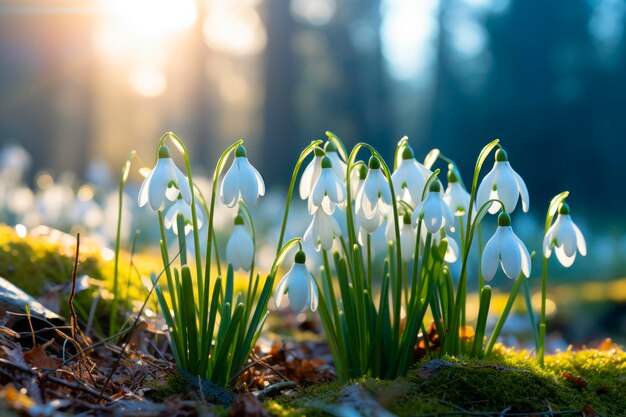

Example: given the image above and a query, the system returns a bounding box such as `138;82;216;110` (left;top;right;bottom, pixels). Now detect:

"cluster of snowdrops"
123;132;586;386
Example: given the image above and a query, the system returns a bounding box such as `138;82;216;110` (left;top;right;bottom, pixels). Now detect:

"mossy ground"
0;224;160;333
267;346;626;416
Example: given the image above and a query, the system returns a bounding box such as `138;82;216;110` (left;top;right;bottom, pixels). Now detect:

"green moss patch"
268;347;625;416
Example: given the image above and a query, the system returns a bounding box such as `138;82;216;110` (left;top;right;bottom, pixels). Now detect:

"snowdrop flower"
431;229;460;264
164;196;204;235
220;145;265;207
482;212;531;281
443;165;471;217
309;156;347;214
226;214;254;271
303;210;342;251
324;141;347;180
356;156;392;220
476;148;529;214
138;146;192;211
358;209;384;239
412;181;454;234
397;213;417;262
543;202;586;267
274;250;319;312
350;163;367;200
391;145;432;204
299;148;324;200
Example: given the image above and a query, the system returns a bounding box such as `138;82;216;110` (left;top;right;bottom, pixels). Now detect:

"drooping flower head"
391;144;432;205
350;163;368;201
138;145;192;211
482;211;531;281
220;145;265;207
226;214;255;271
303;209;342;251
324;140;347;181
356;156;392;220
164;195;204;235
274;250;319;312
443;164;471;217
476;148;529;214
398;213;417;262
299;147;325;200
412;180;454;234
309;156;347;214
543;202;586;267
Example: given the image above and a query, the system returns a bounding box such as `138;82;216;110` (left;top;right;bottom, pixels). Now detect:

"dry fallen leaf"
561;370;588;389
229;394;271;417
24;339;61;369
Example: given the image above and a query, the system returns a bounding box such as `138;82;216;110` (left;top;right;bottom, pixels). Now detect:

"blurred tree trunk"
262;0;297;183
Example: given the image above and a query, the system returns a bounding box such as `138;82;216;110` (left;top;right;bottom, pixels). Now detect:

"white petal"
274;273;290;308
476;166;497;214
499;227;522;279
481;229;501;281
495;162;519;214
400;224;416;262
239;158;261;206
573;223;586;256
543;223;557;258
328;153;347;180
138;171;152;208
288;264;310;312
358;210;383;234
423;195;443;233
444;236;459;263
300;156;322;200
220;159;239;207
299;158;316;200
251;162;265;197
308;272;319;312
148;159;176;211
311;170;329;208
555;245;576;268
321;197;337;215
512;169;529;212
227;225;254;271
174;166;192;205
511;231;532;277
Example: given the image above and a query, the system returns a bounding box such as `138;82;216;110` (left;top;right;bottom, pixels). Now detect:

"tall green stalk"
538;191;569;366
109;150;135;337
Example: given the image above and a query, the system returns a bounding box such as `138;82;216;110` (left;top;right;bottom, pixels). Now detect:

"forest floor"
0;225;624;416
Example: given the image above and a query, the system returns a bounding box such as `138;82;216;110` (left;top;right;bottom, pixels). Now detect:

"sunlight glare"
100;0;197;38
203;3;267;56
380;0;439;81
129;66;168;97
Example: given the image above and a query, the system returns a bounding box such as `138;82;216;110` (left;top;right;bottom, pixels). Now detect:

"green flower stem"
523;277;540;350
238;202;256;307
486;273;525;355
109;150;135;336
276;140;322;253
538;256;548;366
410;218;424;310
477;224;485;291
393;136;409;170
157;210;173;285
346;143;403;351
176;214;188;266
472;285;491;358
443;139;499;355
538;191;569;366
159;133;203;302
202;140;243;309
367;233;372;291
